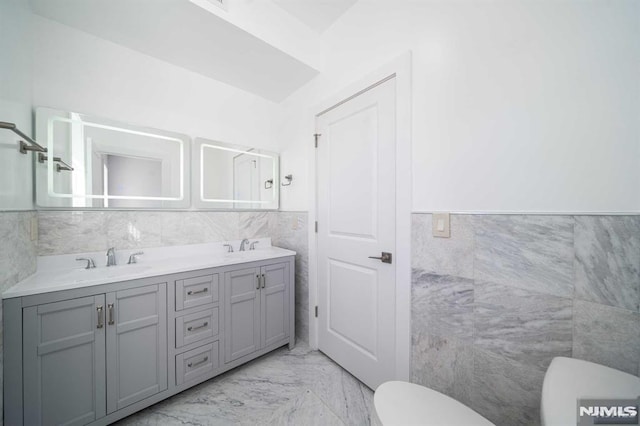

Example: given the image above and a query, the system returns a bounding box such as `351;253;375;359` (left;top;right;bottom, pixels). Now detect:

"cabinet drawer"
175;307;219;348
176;274;219;310
176;342;219;385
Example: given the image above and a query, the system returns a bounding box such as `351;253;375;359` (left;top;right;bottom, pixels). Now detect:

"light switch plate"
432;213;450;238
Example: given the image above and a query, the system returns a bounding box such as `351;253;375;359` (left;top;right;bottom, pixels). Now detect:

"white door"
316;77;396;389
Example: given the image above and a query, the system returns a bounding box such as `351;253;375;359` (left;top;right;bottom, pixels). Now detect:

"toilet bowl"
541;357;640;426
374;381;495;425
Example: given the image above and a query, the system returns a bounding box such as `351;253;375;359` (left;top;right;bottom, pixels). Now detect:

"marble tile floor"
115;343;374;426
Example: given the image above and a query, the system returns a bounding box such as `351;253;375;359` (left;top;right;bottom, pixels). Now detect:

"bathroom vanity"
2;241;295;426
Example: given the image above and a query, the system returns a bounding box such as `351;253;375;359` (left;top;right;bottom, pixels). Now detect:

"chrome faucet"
76;257;96;269
239;239;250;251
127;251;144;264
106;247;117;267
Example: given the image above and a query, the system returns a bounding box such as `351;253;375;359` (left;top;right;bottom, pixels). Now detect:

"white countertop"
3;239;296;299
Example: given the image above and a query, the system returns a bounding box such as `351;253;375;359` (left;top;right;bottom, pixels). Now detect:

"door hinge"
314;133;321;148
315;221;318;233
315;306;318;318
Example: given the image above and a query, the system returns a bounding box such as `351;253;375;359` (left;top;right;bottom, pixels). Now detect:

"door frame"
308;52;412;382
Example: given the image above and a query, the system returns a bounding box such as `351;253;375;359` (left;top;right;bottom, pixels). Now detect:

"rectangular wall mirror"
35;107;191;209
193;138;279;210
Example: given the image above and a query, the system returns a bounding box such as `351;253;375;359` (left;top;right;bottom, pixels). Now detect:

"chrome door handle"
187;322;209;332
368;252;393;264
97;305;104;329
261;274;265;289
256;274;260;290
187;288;208;296
108;303;114;325
188;356;209;368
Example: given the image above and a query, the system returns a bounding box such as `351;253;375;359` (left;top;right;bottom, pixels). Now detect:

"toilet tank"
541;357;640;426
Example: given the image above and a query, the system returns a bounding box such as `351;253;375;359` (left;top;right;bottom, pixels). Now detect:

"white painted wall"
0;0;34;210
278;0;640;213
32;15;284;158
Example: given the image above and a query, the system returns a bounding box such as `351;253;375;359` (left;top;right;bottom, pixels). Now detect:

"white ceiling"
30;0;320;102
271;0;358;34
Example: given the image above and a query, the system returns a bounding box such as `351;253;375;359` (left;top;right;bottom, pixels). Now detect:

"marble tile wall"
411;214;640;426
270;212;309;344
0;211;38;424
36;210;310;343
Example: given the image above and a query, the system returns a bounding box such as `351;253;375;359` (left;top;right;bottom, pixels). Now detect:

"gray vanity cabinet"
260;262;290;348
23;295;107;426
224;262;290;363
21;283;167;425
5;254;294;426
224;267;261;362
106;284;167;413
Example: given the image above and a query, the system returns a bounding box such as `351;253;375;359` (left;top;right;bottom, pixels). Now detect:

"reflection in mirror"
194;138;279;210
35;107;190;208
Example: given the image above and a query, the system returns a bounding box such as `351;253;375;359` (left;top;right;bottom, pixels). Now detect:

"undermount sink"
57;264;153;283
224;250;265;259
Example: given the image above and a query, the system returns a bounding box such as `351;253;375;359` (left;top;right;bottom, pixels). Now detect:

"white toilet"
374;358;640;426
541;357;640;426
374;381;495;425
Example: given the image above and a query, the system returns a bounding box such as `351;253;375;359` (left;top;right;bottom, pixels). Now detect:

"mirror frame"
32;107;281;211
34;107;191;209
192;137;280;210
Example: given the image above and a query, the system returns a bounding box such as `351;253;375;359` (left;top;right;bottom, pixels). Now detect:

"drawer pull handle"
187;287;208;296
187;321;209;332
261;273;265;289
188;356;209;368
96;305;104;329
108;303;114;325
256;274;260;290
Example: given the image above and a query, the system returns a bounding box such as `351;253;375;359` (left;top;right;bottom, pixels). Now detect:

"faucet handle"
76;257;96;269
249;241;260;250
127;251;144;264
223;244;234;253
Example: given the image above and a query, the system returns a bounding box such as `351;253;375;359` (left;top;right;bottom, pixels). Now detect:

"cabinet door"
106;283;167;413
224;267;261;363
23;295;106;426
260;262;290;347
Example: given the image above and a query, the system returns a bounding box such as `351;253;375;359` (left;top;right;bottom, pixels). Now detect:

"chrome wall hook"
281;174;293;186
264;179;273;189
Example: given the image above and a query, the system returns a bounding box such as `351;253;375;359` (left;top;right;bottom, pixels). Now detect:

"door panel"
317;77;397;389
23;295;106;426
225;267;261;362
107;283;167;413
328;259;377;356
260;262;290;347
328;105;378;239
